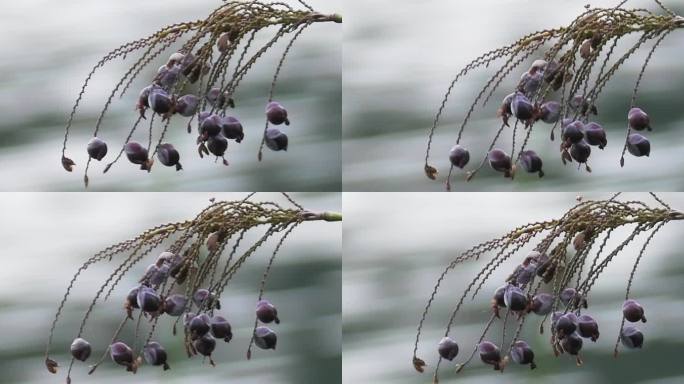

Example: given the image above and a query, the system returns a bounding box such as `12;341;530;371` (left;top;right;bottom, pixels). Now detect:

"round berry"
577;314;600;342
188;314;211;340
488;148;512;175
437;337;459;361
570;140;591;164
584;122;607;149
539;101;561;124
200;114;222;138
143;342;169;370
254;326;277;350
70;338;92;362
554;312;578;337
265;128;288;151
530;293;554;315
136;286;161;313
221;116;244;143
519;150;544;177
562;121;585;144
519;72;543;97
194;334;216;356
628;107;650;131
124;142;149;166
510;92;534;121
157;143;182;171
207;135;229;157
87;137;108;161
626;134;650;157
448;145;470;169
622;299;646;323
175;94;199;117
110;342;134;367
256;300;280;324
620;326;644;349
193;289;218;309
148;87;172;115
493;285;507;308
164;294;188;316
210;315;233;342
510;340;536;369
206;88;227;109
478;341;502;370
266;101;289;125
503;285;527;312
126;286;140;309
561;332;583;355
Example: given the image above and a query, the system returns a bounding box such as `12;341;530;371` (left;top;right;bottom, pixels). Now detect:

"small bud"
437;337;459;361
266;101;289;125
620;326;644;349
628;107;650;131
70;338;92;362
448;145;470;169
87;137;108;161
626;134;650;157
254;326;277;350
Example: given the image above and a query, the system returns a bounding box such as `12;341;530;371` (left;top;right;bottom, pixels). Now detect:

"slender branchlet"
413;193;682;382
424;0;684;190
44;193;341;383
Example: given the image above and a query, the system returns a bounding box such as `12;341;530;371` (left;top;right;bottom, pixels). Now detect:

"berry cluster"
412;194;683;381
44;194;342;383
424;1;683;190
60;1;342;187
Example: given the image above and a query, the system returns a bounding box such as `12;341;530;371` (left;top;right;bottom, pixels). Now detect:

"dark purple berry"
478;341;502;370
200;114;222;138
156;65;181;89
265;128;288;151
493;285;507;308
530;293;554;315
513;260;537;286
560;288;578;307
148;87;172;115
577;314;600;342
539;101;561;124
254;326;277;350
437;337;459;361
256;300;280;324
561;332;583;355
157;143;182;171
554;312;578;337
70;338;91;362
562;121;585;144
510;92;534;121
87;137;108;161
622;299;646;323
137;286;161;313
207;135;228;157
266;101;289;125
175;94;199;117
137;85;152;112
110;342;134;368
498;93;514;125
126;286;140;309
504;285;528;311
627;134;650;157
584;122;607;149
620;326;644;349
189;314;211;340
488;149;512;176
164;294;188;316
519;150;544;177
510;340;536;369
448;145;470;169
193;334;216;356
221;116;244;143
570;140;591;164
210;315;233;342
628;107;650;131
124;142;150;169
519;72;543;97
143;342;169;370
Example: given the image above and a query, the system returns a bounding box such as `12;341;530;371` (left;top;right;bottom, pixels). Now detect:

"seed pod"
584;122;607;149
256;300;280;324
70;338;92;362
577;314;600;341
504;285;527;311
265;128;288;151
200;114;222;138
626;134;650;157
124;142;149;167
488;149;512;176
519;150;544;177
143;342;169;370
510;340;536;369
148;87;172;115
437;337;459;361
175;94;199;117
87;137;108;161
110;342;134;368
207;135;229;157
448;145;470;169
164;294;188;316
562;121;585;144
193;334;216;356
620;326;644;349
530;293;554;315
622;299;647;323
570;140;591;164
510;92;534;121
266;101;289;125
136;286;161;313
157;143;182;171
561;332;583;355
539;101;561;124
210;315;233;342
189;314;211;340
478;341;502;370
628;107;650;131
206;88;226;108
254;327;278;350
221;116;245;143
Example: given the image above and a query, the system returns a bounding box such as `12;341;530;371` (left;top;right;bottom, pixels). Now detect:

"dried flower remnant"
59;1;342;187
44;193;341;383
412;193;684;382
424;0;684;190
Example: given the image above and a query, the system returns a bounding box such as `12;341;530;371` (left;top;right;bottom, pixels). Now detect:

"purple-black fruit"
210;315;233;342
189;314;211;340
540;101;561;124
70;338;91;362
519;72;543;97
626;134;650;157
207;135;228;157
620;326;644;349
200;114;222;138
110;342;134;368
510;92;534;121
124;142;150;169
510;340;536;369
266;101;289;125
87;137;108;161
493;285;507;308
504;285;527;311
221;116;244;143
265;128;288;151
478;341;502;370
256;300;280;324
254;326;277;350
126;286;140;309
136;85;152;115
488;149;512;176
519;150;544;177
148;87;172;115
156;64;181;89
554;312;578;337
448;145;470;169
144;263;169;286
438;337;459;361
561;332;583;355
577;314;600;341
622;299;646;323
193;334;216;356
562;121;584;144
175;94;199;117
570;140;591;164
584;122;607;149
628;107;650;131
530;293;554;315
143;342;169;370
498;93;515;125
164;294;188;316
157;143;182;171
137;286;161;313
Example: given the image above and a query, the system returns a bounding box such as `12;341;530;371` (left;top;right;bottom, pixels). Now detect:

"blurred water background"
344;0;684;191
0;192;341;384
343;192;684;384
0;0;341;191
